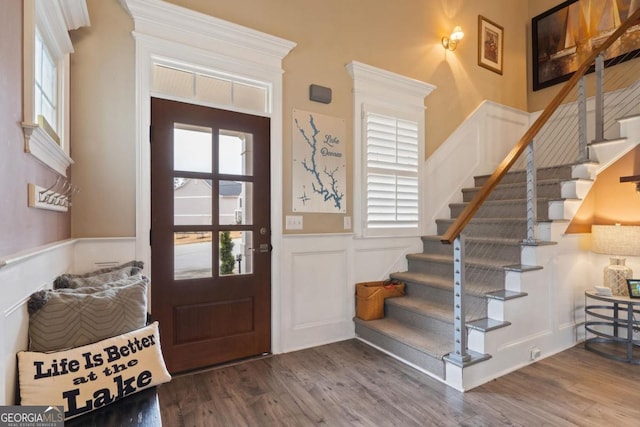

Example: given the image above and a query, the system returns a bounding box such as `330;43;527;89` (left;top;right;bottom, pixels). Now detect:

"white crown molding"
22;123;74;176
59;0;91;30
346;61;437;106
120;0;296;70
36;0;74;57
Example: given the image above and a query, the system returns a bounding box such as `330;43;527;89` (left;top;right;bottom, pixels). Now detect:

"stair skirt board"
356;163;594;389
354;320;449;380
354;335;449;385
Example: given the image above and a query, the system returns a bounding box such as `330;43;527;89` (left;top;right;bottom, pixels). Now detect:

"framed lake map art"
292;109;346;213
532;0;640;91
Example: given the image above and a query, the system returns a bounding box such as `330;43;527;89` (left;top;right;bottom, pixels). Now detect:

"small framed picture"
478;15;504;75
626;279;640;298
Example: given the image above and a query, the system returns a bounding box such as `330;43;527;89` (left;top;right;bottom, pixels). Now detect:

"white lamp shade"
451;26;464;41
591;225;640;256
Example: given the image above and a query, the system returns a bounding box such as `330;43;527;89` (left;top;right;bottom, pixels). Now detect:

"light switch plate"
344;216;351;230
286;215;303;230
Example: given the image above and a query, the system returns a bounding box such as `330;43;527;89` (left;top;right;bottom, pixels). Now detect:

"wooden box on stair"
355;280;406;320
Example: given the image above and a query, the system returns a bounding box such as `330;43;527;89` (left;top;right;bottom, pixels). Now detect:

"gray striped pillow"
53;260;144;289
28;275;149;352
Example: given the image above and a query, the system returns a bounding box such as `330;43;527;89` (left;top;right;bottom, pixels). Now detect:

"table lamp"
591;224;640;296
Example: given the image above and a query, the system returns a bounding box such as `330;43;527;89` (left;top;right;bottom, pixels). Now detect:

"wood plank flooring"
158;340;640;426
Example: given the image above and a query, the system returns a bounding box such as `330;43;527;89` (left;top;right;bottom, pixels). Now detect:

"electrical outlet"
344;216;351;230
529;347;541;360
285;215;303;230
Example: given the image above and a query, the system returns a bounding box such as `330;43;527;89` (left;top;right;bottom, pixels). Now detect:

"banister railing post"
595;53;605;142
578;75;588;162
449;235;470;364
524;140;537;244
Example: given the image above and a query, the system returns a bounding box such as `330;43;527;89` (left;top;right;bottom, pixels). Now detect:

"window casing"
347;61;435;237
22;0;89;176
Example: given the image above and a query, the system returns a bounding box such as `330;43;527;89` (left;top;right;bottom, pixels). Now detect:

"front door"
150;97;271;373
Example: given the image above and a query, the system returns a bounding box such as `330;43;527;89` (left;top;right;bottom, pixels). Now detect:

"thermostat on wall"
309;84;332;104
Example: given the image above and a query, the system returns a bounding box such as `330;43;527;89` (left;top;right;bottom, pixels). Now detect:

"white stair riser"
548;199;582;220
560;180;592;199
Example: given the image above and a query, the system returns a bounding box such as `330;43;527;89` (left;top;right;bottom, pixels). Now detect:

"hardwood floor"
158;340;640;426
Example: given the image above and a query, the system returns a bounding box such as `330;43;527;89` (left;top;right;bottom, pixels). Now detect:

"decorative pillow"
54;260;144;289
18;322;171;420
28;276;149;352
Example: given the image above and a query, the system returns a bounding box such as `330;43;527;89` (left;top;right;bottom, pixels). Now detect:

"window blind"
365;112;419;229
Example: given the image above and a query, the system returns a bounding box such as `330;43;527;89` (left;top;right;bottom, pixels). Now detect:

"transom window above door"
152;63;269;115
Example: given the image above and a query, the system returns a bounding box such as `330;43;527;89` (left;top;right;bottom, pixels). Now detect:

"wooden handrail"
441;8;640;244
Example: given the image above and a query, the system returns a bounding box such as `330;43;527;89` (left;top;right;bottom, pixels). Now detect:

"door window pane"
219;231;253;276
219;181;252;225
174;232;212;280
174;124;212;173
174;178;212;225
219;131;253;176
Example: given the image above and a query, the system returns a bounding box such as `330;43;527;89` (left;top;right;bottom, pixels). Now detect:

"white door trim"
121;0;295;354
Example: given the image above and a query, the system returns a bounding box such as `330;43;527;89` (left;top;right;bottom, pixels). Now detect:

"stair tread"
355;317;453;359
385;295;452;322
450;197;579;208
422;235;524;246
485;290;528;301
391;271;503;294
449;197;555;206
467;318;511;332
588;137;628;146
436;217;527;224
473;163;583;180
391;271;452;289
460;177;596;194
461;178;563;192
407;252;512;270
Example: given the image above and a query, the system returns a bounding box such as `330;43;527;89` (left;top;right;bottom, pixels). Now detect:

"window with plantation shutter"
366;112;419;230
346;61;435;237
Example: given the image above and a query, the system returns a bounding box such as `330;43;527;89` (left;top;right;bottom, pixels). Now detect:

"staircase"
354;162;596;382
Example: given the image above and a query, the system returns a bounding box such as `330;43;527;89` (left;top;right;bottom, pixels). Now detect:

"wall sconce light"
442;26;464;51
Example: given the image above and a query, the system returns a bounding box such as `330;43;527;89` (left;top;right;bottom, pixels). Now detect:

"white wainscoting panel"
0;240;75;405
0;238;137;405
73;237;137;273
279;234;421;353
292;250;349;329
424;101;530;234
280;235;353;352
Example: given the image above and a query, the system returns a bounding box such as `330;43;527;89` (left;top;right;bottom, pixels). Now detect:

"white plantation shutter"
365;112;419;229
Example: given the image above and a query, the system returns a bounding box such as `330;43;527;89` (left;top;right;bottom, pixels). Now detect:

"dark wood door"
150;97;271;373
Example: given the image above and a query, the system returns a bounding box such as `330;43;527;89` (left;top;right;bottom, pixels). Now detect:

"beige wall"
168;0;529;159
70;0;529;236
70;0;135;237
0;0;70;258
567;147;640;233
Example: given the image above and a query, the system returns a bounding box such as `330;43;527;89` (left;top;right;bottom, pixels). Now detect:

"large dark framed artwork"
532;0;640;91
